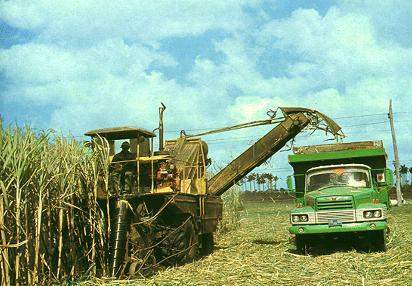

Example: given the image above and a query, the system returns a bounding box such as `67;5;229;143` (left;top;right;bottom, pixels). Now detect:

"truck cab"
287;141;393;253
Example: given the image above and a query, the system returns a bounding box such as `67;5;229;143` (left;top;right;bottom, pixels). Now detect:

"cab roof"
84;127;156;140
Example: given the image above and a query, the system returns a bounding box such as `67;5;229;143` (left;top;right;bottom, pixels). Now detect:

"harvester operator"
111;141;137;194
112;141;135;162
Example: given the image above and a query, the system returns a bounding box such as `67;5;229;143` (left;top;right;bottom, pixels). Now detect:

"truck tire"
369;230;387;252
295;234;309;255
199;233;214;256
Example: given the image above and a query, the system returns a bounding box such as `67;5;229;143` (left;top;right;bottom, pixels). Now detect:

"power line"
205;121;409;144
343;121;387;128
163;111;411;134
333;113;387;119
333;111;411;120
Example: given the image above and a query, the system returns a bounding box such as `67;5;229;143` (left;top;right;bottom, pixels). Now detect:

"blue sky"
1;0;412;184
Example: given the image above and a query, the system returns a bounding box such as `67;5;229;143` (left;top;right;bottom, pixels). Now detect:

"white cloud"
228;96;272;122
340;0;412;47
0;0;260;135
1;1;412;178
0;0;256;45
0;39;177;108
260;8;412;87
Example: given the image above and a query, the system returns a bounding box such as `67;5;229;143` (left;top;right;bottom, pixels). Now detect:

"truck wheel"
369;230;387;252
199;233;214;256
295;234;309;255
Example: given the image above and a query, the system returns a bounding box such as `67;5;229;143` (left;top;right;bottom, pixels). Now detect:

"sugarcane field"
1;1;412;286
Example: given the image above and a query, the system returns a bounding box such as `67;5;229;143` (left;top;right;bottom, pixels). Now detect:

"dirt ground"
84;201;412;286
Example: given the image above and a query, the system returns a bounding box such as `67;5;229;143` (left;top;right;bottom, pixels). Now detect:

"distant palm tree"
273;175;279;191
263;173;269;191
256;174;266;191
247;173;256;191
265;173;274;190
400;165;408;186
409;167;412;186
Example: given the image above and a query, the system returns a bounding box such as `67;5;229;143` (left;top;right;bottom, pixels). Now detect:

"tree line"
400;164;412;186
237;173;281;192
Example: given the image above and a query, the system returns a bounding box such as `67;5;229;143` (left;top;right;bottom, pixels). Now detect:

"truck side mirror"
376;168;394;186
384;168;393;186
287;175;295;192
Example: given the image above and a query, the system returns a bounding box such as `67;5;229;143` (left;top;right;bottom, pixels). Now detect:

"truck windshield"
306;167;371;192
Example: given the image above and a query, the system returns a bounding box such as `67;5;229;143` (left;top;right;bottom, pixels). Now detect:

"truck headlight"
300;215;308;222
373;210;382;218
292;215;300;222
363;211;373;219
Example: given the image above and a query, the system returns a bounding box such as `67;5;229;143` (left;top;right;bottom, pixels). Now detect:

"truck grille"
316;210;355;224
316;197;353;210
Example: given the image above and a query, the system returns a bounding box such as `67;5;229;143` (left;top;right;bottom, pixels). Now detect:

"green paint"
288;148;386;163
289;221;387;234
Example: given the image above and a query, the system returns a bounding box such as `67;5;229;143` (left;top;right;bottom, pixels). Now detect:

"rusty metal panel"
164;137;208;194
85;126;156;140
201;196;223;233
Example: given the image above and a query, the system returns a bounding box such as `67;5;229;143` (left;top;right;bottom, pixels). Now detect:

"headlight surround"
363;209;382;219
291;214;309;223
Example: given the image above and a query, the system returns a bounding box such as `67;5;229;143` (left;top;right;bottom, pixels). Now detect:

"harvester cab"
84;126;157;195
85;126;209;196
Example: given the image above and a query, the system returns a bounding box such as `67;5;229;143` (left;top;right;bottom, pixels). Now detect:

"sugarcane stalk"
24;203;31;285
15;181;21;286
33;184;43;284
57;207;64;278
0;190;10;286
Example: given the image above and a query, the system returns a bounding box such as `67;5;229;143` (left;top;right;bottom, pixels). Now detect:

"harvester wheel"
185;219;199;261
295;234;309;255
199;233;214;256
154;217;199;264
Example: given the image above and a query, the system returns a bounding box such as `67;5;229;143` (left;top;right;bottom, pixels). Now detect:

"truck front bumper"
289;220;387;235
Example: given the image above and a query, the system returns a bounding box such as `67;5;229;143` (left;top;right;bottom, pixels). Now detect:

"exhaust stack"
158;103;166;151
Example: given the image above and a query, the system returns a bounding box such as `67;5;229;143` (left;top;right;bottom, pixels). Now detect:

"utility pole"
388;99;403;206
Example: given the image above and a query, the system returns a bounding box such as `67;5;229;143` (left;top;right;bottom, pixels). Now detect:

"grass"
218;185;244;234
82;201;412;286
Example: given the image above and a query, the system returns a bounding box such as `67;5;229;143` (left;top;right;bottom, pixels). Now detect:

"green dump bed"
288;141;388;195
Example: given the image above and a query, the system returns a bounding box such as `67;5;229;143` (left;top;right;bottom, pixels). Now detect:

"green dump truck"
287;141;393;253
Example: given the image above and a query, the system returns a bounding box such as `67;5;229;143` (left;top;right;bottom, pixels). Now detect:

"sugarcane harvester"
84;105;343;277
